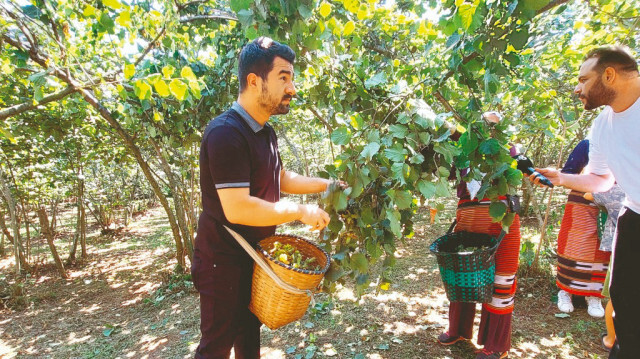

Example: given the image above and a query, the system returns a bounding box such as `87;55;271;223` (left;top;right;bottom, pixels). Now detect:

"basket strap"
486;230;507;264
447;220;457;234
224;226;313;299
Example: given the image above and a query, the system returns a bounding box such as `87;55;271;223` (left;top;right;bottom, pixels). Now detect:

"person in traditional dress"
436;112;522;359
555;140;610;318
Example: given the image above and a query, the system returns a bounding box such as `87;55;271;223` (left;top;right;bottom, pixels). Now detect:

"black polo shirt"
192;102;282;292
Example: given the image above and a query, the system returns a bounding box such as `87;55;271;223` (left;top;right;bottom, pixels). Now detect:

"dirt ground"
0;206;611;359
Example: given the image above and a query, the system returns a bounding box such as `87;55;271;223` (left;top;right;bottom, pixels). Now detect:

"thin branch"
179;14;238;23
133;27;166;67
309;106;333;133
433;90;464;123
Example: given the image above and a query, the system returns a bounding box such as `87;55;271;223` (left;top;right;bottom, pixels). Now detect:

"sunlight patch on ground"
79;303;101;314
65;332;91;345
257;347;286;358
334;284;357;301
0;340;16;359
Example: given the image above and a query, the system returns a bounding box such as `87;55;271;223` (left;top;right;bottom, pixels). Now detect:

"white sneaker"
586;296;605;318
557;290;574;313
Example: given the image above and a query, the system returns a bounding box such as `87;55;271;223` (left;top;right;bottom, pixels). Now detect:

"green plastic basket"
429;221;505;303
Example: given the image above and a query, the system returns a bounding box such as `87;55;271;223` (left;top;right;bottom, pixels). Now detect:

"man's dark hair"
238;37;295;92
584;46;639;74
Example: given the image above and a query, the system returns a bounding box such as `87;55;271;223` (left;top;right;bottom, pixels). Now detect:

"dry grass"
0;204;610;359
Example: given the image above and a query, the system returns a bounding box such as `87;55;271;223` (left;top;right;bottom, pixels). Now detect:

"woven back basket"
429;221;505;303
250;234;330;329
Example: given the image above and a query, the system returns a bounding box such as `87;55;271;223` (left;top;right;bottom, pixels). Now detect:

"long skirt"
446;198;521;352
556;191;610;298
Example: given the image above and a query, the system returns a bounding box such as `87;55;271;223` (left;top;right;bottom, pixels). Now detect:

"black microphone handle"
528;167;554;188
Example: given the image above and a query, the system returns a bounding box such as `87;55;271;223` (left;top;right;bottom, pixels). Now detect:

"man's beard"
258;83;292;115
582;78;617;110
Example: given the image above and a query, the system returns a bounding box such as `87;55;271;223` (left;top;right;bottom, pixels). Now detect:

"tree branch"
0;86;77;121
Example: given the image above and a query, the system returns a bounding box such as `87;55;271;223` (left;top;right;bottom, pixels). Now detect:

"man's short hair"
238;37;295;92
584;46;639;74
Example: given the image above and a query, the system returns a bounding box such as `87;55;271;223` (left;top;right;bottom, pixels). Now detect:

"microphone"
514;155;554;188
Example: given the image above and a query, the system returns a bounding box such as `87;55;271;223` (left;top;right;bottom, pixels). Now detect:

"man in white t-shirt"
533;46;640;359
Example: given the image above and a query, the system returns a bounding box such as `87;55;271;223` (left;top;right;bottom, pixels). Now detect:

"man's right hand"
531;167;563;187
299;204;330;231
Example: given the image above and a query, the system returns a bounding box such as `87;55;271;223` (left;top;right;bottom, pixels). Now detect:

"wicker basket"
429;222;505;303
250;234;330;329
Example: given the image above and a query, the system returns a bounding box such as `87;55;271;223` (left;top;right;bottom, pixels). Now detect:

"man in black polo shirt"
192;37;332;359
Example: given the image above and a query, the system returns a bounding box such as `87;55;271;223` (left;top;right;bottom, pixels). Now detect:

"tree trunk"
49;199;59;234
79;176;87;259
20;199;31;261
151;138;193;263
37;206;68;279
0;230;5;257
0;170;28;273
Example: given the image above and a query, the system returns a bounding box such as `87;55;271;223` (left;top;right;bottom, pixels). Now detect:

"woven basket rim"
429;230;500;256
257;234;331;275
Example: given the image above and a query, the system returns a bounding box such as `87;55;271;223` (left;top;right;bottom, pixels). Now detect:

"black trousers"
608;207;640;359
194;259;261;359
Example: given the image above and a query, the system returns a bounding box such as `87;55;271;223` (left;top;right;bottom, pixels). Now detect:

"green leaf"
325;263;345;282
0;125;17;144
417;180;436;199
460;131;479;154
99;12;115;33
524;0;550;11
334;191;348;211
351;253;368;273
360;142;380;160
386;209;402;238
502;212;516;229
298;4;312;19
103;0;123;10
188;80;202;98
392;190;413;210
169;79;188;101
124;63;135;80
134;80;151;100
364;72;387;89
319;2;331;18
384;147;407;162
115;10;131;27
330;127;351;145
489;201;507;222
180;66;197;81
343;21;355;36
230;0;252;12
435;179;450;197
389;124;408;138
162;65;175;78
34;86;43;102
154;80;170;97
245;26;258;40
458;4;477;31
361;207;375;225
509;29;529;50
83;4;97;17
479;138;501;155
555;313;570;318
22;5;42;19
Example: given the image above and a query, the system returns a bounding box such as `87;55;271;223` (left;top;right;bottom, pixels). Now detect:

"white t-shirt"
588;96;640;214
